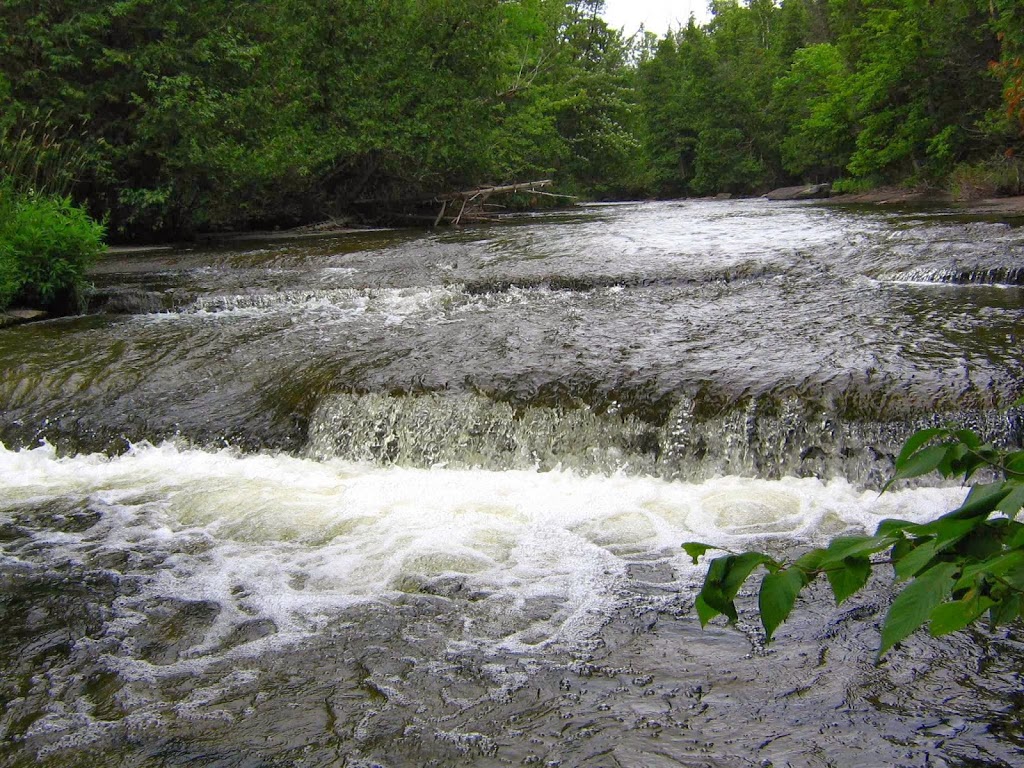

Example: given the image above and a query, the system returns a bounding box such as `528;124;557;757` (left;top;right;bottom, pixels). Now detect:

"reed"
0;108;89;199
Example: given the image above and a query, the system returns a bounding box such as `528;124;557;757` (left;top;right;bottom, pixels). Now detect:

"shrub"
830;176;882;195
0;186;106;313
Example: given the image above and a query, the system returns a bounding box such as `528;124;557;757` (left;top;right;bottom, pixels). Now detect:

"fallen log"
435;179;554;202
353;179;575;227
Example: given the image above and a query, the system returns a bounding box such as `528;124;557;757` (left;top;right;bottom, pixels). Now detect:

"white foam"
0;441;964;661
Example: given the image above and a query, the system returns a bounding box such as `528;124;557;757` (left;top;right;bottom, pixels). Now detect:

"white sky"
601;0;712;38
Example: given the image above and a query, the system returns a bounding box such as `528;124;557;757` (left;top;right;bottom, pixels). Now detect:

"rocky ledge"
0;309;49;328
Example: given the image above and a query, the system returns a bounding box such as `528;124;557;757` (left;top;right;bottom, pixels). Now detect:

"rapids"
1;199;1023;766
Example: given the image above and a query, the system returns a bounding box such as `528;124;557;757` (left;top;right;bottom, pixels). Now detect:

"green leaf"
955;550;1024;590
759;568;807;642
1005;451;1024;477
889;444;951;484
951;429;982;450
947;482;1012;519
929;592;995;636
989;593;1021;628
682;542;717;565
894;428;947;466
826;555;872;603
718;552;778;598
695;594;720;627
938;442;968;476
698;552;776;623
1008;523;1024;549
996;485;1024;518
875;519;914;537
793;548;826;572
909;512;986;543
958;524;1005;561
893;538;940;581
818;535;894;569
878;561;959;660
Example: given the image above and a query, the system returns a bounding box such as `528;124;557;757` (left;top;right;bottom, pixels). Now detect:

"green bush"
684;424;1024;661
0;186;106;313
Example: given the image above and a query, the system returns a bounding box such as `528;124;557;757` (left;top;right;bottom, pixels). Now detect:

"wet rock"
89;287;169;314
764;183;831;201
0;308;48;327
220;618;278;651
136;599;222;665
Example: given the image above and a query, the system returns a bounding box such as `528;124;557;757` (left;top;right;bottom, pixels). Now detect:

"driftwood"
354;179;576;227
434;180;567;225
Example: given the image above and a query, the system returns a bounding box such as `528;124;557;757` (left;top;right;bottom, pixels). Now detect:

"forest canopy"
2;0;1022;240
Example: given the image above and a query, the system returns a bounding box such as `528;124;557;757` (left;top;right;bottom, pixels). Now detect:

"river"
1;199;1023;766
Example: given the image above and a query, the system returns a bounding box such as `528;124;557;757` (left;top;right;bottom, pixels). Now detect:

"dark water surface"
1;199;1023;766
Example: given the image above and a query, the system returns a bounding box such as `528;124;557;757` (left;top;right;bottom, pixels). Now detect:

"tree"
771;43;853;180
832;0;1002;183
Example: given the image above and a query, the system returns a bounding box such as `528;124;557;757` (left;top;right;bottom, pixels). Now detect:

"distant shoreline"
822;187;1024;217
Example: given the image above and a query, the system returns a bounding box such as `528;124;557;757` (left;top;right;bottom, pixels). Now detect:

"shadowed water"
1;199;1023;766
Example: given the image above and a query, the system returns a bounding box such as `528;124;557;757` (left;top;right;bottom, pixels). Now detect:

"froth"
0;441;964;664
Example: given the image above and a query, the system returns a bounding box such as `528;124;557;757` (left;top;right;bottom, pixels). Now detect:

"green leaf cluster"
0;183;106;313
684;425;1024;660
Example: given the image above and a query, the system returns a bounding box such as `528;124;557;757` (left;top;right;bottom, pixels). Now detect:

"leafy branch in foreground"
684;426;1024;661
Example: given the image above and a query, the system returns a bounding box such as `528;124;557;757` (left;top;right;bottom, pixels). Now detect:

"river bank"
824;186;1024;216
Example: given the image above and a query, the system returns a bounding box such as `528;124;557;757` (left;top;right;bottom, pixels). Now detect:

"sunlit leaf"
682;542;717;565
759;568;807;642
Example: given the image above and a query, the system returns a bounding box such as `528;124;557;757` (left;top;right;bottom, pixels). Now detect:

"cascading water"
1;199;1023;767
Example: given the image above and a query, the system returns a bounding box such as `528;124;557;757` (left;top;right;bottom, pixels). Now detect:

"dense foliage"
684;425;1024;660
635;0;1024;197
1;111;106;313
1;0;1022;240
0;185;106;312
0;0;640;239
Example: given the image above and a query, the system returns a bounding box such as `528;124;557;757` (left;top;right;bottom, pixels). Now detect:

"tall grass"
949;155;1024;200
0;108;90;199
